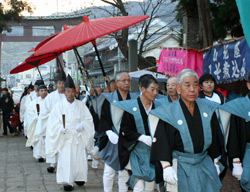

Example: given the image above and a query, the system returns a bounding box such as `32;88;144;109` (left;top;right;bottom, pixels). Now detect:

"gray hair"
115;71;129;81
109;79;115;86
177;69;198;85
167;76;177;83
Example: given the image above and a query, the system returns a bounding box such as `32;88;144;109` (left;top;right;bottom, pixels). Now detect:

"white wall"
142;37;179;59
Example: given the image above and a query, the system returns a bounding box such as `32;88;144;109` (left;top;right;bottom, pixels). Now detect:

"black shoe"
38;158;45;163
74;181;85;186
30;146;33;150
47;166;55;173
63;185;74;191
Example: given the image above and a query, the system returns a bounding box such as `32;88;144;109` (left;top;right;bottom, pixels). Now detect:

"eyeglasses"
118;79;131;83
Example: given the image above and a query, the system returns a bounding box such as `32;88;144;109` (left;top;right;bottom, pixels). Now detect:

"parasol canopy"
28;25;69;53
10;53;59;74
33;15;149;91
34;15;149;56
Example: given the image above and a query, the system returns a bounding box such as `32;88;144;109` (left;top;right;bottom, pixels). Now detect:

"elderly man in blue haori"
111;75;160;192
149;69;223;192
97;72;138;192
219;70;250;192
45;74;95;191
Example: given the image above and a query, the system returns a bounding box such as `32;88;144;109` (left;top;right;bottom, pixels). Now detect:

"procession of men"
2;68;249;192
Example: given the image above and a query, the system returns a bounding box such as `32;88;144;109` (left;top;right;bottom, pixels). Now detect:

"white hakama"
46;98;95;186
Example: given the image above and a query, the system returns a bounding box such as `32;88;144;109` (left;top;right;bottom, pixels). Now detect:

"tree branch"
100;0;118;8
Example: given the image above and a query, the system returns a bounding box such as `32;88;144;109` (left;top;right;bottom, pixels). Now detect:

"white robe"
37;90;66;138
20;95;27;123
36;89;66;163
26;97;40;147
32;97;47;159
46;98;95;186
24;92;38;136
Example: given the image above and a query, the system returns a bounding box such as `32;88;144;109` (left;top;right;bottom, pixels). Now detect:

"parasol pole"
55;54;64;71
78;64;88;91
91;40;111;92
36;66;44;82
73;46;99;96
76;64;93;104
27;61;44;82
73;49;95;99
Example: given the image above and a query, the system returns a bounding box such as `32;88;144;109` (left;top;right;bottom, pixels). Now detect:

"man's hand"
214;158;220;175
163;166;178;185
106;130;118;144
76;124;84;132
61;127;67;134
214;163;220;175
138;135;152;146
232;162;243;180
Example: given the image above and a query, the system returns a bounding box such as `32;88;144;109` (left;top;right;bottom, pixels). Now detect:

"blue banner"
203;37;250;83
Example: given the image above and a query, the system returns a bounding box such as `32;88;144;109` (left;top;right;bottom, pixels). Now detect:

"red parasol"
28;48;35;52
34;15;149;91
10;53;60;81
10;61;38;74
34;15;149;56
28;25;69;53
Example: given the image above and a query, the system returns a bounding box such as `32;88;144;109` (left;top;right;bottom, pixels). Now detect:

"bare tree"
100;0;129;58
99;0;177;59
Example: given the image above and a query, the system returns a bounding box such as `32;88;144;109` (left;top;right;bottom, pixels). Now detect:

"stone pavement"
0;134;243;192
0;135;119;192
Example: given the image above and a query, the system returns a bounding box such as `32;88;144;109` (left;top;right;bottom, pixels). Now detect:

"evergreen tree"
172;0;243;48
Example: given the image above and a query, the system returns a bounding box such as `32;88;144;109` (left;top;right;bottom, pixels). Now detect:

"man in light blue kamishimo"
112;75;160;192
219;70;250;192
150;69;223;192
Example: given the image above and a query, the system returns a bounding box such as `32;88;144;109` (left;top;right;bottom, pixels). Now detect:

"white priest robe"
24;92;38;136
20;95;27;123
26;96;40;147
32;98;47;159
46;98;95;185
38;89;66;164
26;96;46;159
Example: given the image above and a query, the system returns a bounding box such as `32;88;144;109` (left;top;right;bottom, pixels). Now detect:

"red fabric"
28;26;68;53
216;88;228;98
8;113;20;128
10;26;67;74
28;48;35;52
10;53;60;74
34;33;59;51
157;48;203;77
34;15;149;56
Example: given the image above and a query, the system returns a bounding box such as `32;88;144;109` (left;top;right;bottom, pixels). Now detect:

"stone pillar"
128;39;138;92
23;26;32;41
0;33;2;75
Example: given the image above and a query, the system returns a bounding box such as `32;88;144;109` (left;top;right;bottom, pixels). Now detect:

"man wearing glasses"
98;72;137;192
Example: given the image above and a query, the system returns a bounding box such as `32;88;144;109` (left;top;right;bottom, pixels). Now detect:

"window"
26;74;31;78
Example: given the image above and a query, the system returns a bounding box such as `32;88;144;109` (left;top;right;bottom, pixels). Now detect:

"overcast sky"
24;0;143;16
